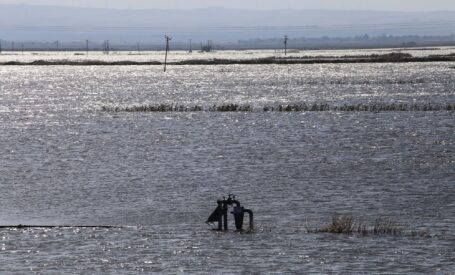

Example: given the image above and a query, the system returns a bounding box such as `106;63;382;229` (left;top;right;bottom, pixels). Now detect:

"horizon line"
1;3;455;13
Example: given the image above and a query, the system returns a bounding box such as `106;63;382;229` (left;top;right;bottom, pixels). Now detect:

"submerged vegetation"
308;214;430;237
101;102;455;113
2;53;455;66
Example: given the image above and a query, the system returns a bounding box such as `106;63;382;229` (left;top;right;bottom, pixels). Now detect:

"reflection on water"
0;54;454;273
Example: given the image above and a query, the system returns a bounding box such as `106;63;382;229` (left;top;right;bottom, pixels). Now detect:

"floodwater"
0;50;454;273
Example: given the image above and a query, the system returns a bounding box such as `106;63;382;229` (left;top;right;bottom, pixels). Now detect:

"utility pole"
189;39;192;53
284;35;289;56
164;35;171;72
103;40;110;54
86;40;89;55
0;39;2;54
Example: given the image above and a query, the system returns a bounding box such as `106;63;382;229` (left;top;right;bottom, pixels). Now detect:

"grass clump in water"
311;214;405;236
209;104;253;112
102;103;254;113
101;104;203;112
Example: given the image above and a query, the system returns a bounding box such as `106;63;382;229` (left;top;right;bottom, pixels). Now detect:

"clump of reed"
263;103;330;112
264;103;454;112
307;214;432;237
309;214;403;236
209;104;253;112
102;103;253;113
101;104;203;112
101;102;455;113
333;103;455;112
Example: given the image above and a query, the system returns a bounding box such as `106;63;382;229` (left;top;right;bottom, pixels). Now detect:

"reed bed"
102;104;203;112
307;214;430;237
101;103;455;113
312;215;403;236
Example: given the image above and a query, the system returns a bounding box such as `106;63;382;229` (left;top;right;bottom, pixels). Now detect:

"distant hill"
1;4;454;43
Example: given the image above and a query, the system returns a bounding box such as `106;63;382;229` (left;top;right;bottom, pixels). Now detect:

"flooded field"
0;50;454;273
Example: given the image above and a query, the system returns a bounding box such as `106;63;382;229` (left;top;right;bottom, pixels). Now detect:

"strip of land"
2;53;455;66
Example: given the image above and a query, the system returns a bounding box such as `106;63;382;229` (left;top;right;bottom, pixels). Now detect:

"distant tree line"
237;34;455;49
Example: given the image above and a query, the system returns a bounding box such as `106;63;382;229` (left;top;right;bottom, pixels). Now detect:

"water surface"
0;53;454;273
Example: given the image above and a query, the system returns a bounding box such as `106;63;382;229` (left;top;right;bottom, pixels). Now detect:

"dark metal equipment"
206;194;254;231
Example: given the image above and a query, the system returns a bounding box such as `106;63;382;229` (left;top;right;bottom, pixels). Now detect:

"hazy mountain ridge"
1;4;454;42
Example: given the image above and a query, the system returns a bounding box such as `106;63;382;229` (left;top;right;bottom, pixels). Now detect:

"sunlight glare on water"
0;49;454;273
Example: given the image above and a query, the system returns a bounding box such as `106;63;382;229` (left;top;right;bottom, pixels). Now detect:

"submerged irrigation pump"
206;194;254;231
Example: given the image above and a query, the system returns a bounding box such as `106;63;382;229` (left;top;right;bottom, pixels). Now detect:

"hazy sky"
1;0;455;11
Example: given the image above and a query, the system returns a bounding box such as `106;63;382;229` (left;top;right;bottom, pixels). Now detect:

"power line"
2;20;455;33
